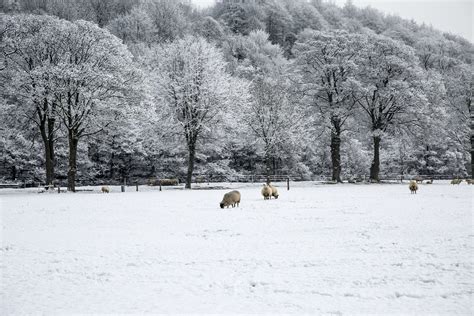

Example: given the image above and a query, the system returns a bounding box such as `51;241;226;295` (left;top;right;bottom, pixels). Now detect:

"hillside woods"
0;0;472;190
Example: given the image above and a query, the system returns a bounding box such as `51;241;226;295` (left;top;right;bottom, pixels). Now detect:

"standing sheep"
101;186;110;193
409;180;418;194
261;184;272;200
269;184;279;199
220;190;241;209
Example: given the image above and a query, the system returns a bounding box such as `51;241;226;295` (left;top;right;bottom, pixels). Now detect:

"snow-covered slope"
1;182;472;314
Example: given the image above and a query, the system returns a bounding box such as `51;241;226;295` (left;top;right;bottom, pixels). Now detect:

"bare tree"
1;14;63;185
293;29;363;182
47;19;140;191
355;34;426;181
148;36;246;189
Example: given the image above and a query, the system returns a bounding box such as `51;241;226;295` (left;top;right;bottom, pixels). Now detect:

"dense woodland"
0;0;472;190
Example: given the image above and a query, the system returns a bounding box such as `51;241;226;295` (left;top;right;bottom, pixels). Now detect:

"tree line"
0;0;472;190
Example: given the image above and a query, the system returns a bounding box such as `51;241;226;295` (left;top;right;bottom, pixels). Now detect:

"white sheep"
409;180;418;194
220;190;241;209
261;184;272;200
269;184;279;199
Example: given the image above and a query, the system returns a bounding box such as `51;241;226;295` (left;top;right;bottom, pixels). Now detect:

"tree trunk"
67;131;79;192
47;116;55;184
471;134;474;178
264;144;272;184
11;165;17;181
185;143;196;189
39;123;55;186
471;128;473;178
370;135;381;182
470;109;473;177
330;117;342;183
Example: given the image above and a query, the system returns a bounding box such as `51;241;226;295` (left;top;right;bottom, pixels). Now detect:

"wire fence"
1;173;471;190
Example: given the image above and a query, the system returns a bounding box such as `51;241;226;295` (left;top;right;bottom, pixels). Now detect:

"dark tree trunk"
185;142;196;189
330;117;342;183
470;108;473;177
39;122;55;186
471;127;473;178
37;99;56;185
11;165;17;181
265;154;271;184
67;131;79;192
370;135;381;182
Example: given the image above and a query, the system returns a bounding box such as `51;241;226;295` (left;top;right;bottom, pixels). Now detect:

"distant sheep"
426;179;433;184
451;179;462;185
465;179;473;185
269;184;279;199
101;186;110;193
261;184;272;200
220;190;241;209
409;180;418;194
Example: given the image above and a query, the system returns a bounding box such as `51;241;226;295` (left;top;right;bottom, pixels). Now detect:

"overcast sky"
191;0;472;42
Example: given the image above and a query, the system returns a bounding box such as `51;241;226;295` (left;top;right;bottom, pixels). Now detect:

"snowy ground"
1;181;472;314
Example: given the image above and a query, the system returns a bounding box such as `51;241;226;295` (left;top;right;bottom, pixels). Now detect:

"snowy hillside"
1;182;472;314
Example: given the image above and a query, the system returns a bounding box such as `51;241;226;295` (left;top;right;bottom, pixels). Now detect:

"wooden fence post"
287;177;290;191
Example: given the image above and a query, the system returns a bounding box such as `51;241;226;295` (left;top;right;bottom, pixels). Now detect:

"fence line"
1;173;471;189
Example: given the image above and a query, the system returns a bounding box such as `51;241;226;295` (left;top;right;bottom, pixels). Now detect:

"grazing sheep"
101;186;110;193
220;190;241;209
409;180;418;194
426;179;433;184
465;179;473;185
261;184;272;200
269;184;279;199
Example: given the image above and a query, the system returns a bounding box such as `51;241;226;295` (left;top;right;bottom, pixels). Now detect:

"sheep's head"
220;202;225;209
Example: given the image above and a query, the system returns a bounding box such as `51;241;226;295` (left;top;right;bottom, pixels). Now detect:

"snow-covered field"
1;182;472;314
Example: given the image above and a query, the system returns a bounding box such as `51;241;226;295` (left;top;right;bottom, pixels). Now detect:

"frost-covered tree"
141;0;191;42
236;30;307;181
147;36;246;189
107;6;154;45
442;63;472;176
293;29;364;182
354;34;426;181
194;16;224;42
44;19;140;191
1;14;63;185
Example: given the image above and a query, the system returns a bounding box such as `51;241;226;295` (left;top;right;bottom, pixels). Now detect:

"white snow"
1;182;472;314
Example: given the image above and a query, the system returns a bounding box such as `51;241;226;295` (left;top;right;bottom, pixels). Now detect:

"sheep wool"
409;180;418;194
220;190;241;209
261;184;272;200
269;184;279;199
